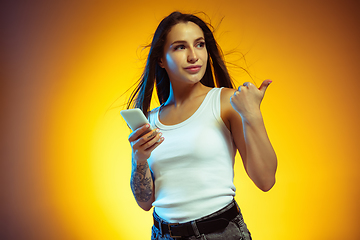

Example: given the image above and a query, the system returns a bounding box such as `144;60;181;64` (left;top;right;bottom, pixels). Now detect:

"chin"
187;73;206;83
186;77;203;85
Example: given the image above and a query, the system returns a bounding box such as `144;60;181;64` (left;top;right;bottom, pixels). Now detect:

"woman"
127;11;277;240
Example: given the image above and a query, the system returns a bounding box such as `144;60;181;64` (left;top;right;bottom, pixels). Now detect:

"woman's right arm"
128;124;164;211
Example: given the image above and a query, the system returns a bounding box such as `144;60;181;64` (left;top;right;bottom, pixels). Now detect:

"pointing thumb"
259;79;272;94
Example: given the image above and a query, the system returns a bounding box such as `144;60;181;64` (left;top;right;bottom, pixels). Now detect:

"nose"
187;47;198;63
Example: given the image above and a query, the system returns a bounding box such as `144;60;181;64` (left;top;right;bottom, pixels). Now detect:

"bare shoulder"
220;87;237;131
220;87;237;111
220;87;236;102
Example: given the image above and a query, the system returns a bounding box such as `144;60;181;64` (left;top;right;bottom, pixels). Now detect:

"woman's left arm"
221;80;277;192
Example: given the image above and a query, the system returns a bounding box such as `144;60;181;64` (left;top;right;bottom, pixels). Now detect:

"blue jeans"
151;200;252;240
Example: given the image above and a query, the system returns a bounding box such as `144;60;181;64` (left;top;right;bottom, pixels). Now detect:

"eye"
174;45;185;51
196;41;205;48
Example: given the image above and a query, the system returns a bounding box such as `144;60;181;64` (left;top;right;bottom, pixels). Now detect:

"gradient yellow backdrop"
2;1;360;239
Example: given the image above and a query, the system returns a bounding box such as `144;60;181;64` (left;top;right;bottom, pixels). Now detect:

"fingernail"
268;81;272;85
146;124;150;128
155;128;160;132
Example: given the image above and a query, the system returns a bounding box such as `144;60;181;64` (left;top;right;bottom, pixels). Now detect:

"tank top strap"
209;87;223;123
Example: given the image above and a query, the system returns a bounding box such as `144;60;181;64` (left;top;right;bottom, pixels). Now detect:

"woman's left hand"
230;80;272;121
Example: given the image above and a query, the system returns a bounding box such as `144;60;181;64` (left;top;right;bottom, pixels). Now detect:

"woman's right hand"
128;124;164;163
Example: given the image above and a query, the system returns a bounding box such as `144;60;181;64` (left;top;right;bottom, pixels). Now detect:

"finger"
145;138;164;153
133;130;163;156
128;124;151;142
143;128;160;142
132;132;164;162
132;128;160;149
259;79;272;94
243;82;252;88
144;134;164;152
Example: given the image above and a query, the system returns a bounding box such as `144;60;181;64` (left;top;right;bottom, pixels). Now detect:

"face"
159;21;208;85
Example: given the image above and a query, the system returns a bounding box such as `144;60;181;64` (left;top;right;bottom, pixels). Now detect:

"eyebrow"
170;37;205;46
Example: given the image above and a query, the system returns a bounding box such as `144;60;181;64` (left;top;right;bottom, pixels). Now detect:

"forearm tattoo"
130;160;153;202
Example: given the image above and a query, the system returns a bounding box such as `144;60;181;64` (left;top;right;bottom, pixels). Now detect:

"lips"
184;65;201;73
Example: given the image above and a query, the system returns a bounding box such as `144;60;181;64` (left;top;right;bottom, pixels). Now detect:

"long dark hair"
127;11;235;117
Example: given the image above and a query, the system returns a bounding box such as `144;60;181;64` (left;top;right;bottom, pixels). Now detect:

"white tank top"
147;88;236;223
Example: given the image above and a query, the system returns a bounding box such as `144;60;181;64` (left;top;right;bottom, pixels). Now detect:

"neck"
165;82;207;108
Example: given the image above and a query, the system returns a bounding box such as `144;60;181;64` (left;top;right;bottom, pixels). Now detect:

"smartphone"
120;108;152;132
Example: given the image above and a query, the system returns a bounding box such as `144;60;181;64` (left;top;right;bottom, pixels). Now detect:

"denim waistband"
153;199;238;225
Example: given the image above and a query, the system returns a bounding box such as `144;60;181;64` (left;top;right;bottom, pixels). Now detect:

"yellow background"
2;1;359;239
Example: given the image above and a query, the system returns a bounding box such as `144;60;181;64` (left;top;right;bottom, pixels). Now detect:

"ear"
158;58;165;68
